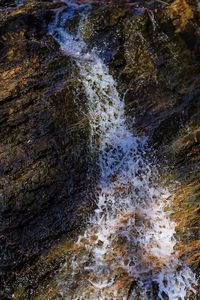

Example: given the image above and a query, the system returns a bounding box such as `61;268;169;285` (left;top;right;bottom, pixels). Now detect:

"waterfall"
49;2;197;299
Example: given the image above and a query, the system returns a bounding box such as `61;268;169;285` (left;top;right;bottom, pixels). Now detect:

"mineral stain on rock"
0;0;199;299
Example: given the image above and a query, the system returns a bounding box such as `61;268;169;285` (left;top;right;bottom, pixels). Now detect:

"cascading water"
49;2;197;299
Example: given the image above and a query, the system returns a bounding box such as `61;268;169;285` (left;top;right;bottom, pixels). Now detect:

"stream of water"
49;1;197;299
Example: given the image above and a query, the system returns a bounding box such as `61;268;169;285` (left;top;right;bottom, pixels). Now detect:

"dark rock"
0;0;96;297
0;0;200;298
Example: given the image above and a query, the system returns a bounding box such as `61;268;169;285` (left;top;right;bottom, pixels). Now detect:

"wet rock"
0;0;96;298
0;0;200;299
81;0;200;297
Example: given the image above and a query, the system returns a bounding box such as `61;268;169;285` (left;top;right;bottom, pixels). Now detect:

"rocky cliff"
0;0;199;299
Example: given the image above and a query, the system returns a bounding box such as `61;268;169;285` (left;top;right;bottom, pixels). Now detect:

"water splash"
16;0;25;7
49;3;197;299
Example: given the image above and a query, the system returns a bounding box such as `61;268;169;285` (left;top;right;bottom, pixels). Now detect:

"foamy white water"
49;2;197;299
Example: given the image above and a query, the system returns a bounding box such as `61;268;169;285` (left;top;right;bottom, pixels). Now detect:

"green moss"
13;286;27;300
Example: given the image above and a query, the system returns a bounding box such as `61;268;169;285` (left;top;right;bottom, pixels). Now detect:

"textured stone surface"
0;0;199;299
0;1;96;297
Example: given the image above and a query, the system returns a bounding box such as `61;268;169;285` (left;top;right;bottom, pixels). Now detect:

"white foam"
49;3;197;299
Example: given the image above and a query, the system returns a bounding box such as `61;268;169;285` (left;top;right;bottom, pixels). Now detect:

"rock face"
0;1;96;297
0;0;199;299
114;1;200;291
